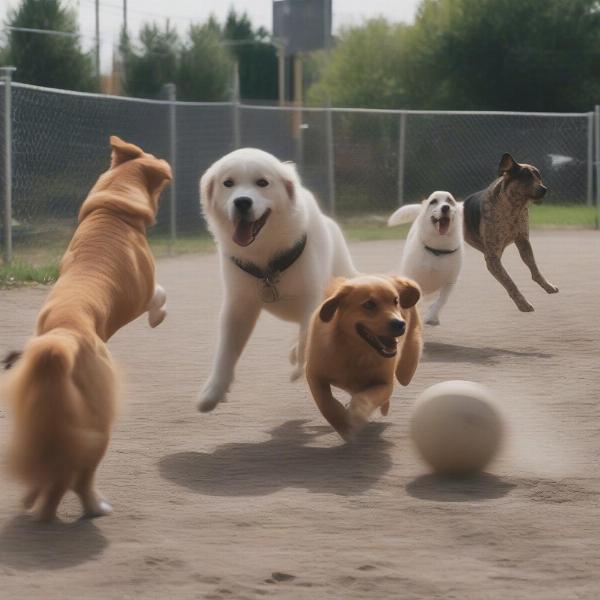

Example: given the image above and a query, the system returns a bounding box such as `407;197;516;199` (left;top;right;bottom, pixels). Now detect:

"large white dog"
388;191;463;326
197;148;357;412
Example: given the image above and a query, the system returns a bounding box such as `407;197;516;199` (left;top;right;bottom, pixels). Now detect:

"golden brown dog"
305;275;423;440
2;136;171;521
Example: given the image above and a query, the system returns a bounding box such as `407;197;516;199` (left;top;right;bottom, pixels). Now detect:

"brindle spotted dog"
463;153;558;312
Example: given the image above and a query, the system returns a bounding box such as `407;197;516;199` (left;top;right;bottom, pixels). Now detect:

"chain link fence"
1;80;598;267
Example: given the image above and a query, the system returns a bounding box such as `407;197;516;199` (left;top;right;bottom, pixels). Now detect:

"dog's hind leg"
148;284;167;328
485;253;534;312
75;467;112;518
424;283;455;326
31;479;70;522
22;487;40;510
514;236;559;294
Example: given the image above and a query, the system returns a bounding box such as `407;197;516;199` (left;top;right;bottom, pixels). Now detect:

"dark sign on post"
273;0;332;55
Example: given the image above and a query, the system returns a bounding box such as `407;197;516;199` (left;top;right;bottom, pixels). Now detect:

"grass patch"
0;261;59;288
528;204;596;228
148;232;214;257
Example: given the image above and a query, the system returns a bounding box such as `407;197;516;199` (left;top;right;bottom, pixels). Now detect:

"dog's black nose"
389;318;406;336
538;186;547;197
441;204;450;214
234;197;253;212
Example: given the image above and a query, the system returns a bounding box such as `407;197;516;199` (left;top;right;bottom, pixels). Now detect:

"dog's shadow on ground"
406;472;516;502
160;419;393;497
0;515;108;570
423;341;552;365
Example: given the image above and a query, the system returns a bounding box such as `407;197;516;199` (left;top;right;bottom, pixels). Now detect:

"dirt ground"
0;231;599;600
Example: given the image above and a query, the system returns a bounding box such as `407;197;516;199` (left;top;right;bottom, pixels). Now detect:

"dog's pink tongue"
438;218;450;235
233;220;254;246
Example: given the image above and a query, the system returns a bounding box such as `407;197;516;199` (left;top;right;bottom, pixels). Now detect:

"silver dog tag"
261;282;280;303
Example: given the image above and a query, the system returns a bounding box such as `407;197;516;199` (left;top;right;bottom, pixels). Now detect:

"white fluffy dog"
197;148;357;412
388;191;463;326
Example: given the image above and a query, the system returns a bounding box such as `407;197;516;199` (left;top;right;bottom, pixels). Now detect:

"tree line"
2;0;599;111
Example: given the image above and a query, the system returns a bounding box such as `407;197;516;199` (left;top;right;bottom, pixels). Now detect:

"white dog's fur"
388;191;463;326
198;148;357;412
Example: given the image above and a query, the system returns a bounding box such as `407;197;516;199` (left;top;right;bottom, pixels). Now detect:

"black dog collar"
424;244;459;257
230;234;308;303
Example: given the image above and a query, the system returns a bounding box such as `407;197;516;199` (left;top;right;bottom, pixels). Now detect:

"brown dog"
2;136;171;521
463;153;558;312
305;275;422;440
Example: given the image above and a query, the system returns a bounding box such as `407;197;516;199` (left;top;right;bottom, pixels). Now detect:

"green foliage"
177;23;234;101
223;9;278;101
4;0;96;91
308;0;600;111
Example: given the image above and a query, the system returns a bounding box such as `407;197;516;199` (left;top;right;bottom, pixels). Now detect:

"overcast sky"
1;0;421;72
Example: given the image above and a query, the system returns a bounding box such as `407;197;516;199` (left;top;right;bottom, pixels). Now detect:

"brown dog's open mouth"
233;209;271;247
356;323;398;358
431;215;451;235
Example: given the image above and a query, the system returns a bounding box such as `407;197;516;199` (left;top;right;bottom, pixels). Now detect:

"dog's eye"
362;299;377;311
393;297;399;306
429;199;438;206
256;178;269;188
223;179;234;188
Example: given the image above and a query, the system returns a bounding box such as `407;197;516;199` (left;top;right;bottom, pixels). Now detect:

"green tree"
5;0;96;91
120;22;179;99
177;22;234;101
223;9;278;101
407;0;600;111
307;19;411;108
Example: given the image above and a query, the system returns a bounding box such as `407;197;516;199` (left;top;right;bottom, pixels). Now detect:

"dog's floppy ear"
498;153;521;176
200;167;216;206
390;276;421;309
280;161;300;201
319;282;351;323
110;135;144;167
140;157;172;213
395;307;423;386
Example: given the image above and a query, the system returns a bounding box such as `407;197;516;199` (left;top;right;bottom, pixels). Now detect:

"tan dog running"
305;275;423;440
2;136;171;521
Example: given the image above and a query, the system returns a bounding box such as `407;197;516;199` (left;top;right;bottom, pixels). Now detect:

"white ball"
410;380;504;475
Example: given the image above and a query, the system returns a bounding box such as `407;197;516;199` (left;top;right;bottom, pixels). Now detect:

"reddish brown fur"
3;136;171;521
305;275;423;440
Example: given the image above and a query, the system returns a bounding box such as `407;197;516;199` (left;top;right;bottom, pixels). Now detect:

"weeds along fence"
1;76;598;267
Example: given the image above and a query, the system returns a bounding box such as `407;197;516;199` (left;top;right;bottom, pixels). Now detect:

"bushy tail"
387;204;422;227
5;330;101;486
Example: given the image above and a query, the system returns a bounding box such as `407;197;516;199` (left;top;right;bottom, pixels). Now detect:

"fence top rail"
0;82;590;118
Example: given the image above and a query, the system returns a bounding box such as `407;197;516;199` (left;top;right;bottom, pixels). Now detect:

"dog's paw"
425;315;440;326
83;499;113;519
517;300;535;312
544;283;559;294
148;307;167;328
289;364;304;382
196;383;226;412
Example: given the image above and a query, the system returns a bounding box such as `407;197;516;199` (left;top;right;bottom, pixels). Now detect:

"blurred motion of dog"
388;192;463;326
305;275;422;440
1;136;171;521
463;153;558;311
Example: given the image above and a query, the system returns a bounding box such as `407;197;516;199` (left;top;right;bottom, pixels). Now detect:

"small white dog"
387;191;463;326
197;148;357;412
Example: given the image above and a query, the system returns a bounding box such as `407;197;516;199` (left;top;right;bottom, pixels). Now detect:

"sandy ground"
0;231;599;600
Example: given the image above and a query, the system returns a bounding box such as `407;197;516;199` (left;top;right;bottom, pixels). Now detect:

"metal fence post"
1;67;16;265
325;105;335;216
232;61;241;150
595;106;600;230
166;82;177;249
587;112;594;207
397;112;407;206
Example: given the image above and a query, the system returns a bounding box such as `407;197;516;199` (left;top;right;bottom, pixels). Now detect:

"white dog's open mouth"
356;323;398;358
233;209;271;247
432;215;451;235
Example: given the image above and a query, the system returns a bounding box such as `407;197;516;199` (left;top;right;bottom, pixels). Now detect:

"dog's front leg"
148;284;167;327
514;236;559;294
424;283;455;326
348;384;394;436
197;300;261;412
306;375;352;440
485;253;534;312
